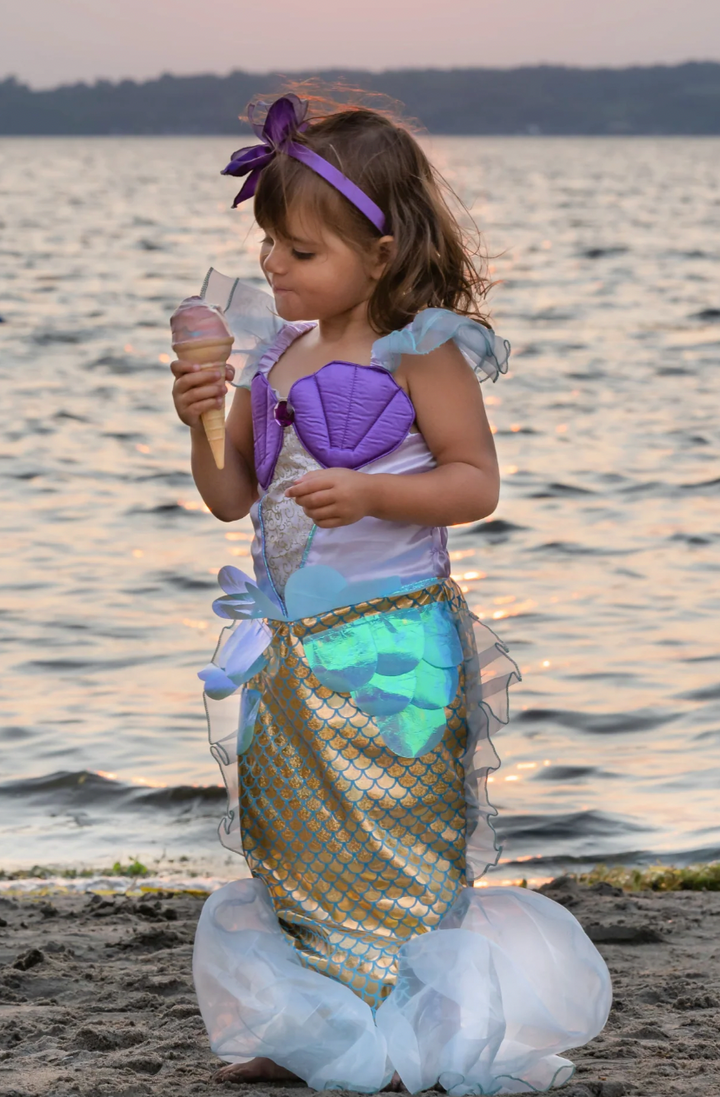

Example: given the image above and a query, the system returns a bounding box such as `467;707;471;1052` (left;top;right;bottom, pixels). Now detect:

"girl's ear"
369;235;396;281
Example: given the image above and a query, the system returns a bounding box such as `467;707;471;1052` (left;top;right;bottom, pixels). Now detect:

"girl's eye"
292;249;315;261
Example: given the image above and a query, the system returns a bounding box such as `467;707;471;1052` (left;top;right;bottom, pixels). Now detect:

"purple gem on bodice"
273;400;294;427
251;361;415;490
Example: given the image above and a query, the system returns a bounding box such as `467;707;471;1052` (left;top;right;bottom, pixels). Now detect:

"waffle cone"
201;406;226;469
172;338;233;470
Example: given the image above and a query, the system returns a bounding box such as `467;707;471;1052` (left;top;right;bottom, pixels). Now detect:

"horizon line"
5;57;720;94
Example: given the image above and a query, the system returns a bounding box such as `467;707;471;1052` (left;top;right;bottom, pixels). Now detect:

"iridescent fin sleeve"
371;308;510;382
200;269;283;388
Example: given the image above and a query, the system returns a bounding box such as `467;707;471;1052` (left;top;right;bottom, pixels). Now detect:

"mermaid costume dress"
191;273;612;1095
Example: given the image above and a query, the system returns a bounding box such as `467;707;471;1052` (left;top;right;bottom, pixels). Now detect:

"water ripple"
1;134;719;875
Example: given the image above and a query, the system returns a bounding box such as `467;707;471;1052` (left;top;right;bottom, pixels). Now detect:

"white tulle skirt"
193;877;611;1095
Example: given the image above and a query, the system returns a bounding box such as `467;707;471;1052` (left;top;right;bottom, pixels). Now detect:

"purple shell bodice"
251;361;415;490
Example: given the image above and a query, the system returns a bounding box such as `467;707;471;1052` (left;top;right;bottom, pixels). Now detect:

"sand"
0;876;719;1097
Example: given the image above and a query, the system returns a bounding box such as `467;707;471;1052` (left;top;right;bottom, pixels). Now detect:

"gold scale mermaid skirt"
193;576;612;1094
238;579;470;1008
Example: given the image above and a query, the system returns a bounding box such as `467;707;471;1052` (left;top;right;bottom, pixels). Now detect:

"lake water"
1;135;719;885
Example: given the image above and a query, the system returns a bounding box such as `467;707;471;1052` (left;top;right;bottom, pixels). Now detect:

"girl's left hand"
286;468;374;527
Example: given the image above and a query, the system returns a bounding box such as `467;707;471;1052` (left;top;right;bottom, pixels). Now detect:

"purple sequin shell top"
251;361;416;490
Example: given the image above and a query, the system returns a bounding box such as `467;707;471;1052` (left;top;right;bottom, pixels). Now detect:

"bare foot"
213;1056;301;1085
383;1072;407;1092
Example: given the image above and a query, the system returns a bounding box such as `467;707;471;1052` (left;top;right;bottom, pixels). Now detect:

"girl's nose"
262;244;287;276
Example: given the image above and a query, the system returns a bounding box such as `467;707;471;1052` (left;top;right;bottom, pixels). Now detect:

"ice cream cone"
170;297;235;470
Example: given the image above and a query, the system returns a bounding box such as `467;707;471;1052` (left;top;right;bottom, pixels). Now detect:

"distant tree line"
2;63;720;135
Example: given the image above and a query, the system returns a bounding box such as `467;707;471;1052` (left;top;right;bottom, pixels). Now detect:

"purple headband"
221;94;387;235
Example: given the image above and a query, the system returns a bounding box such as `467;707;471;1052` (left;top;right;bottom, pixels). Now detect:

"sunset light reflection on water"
1;135;718;878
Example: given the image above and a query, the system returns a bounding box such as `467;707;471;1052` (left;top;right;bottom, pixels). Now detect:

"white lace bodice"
259;430;320;596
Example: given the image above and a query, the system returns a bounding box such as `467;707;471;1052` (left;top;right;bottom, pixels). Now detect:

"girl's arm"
172;361;258;521
286;342;500;528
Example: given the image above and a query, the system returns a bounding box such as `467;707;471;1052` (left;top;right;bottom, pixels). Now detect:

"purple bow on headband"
221;94;387;234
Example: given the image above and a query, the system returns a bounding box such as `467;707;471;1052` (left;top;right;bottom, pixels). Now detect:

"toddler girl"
171;94;611;1095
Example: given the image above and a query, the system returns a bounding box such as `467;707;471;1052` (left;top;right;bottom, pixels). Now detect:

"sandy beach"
0;876;718;1097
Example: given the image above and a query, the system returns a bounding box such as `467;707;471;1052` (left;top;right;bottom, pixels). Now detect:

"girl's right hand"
170;361;235;428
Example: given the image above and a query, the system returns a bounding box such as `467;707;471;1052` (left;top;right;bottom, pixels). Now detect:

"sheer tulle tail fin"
194;881;611;1095
193;879;392;1092
376;886;612;1095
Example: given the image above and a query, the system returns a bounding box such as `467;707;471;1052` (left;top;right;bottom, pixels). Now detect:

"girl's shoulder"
371;308;511;384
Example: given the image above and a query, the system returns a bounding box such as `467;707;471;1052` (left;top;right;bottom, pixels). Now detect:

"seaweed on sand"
578;861;720;892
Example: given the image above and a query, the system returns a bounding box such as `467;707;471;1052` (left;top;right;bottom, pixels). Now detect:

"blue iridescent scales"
237;580;471;1008
304;602;462;758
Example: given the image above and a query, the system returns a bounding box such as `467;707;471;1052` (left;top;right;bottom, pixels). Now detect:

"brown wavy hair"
251;89;492;335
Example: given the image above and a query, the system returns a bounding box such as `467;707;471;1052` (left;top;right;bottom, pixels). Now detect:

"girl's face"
259;206;390;323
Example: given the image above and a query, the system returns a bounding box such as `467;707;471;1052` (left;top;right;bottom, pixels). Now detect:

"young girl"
172;94;611;1095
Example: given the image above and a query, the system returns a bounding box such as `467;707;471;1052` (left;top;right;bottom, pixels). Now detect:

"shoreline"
1;859;718;897
1;874;719;1096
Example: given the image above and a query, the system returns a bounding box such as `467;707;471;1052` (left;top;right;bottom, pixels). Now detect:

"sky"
4;0;720;89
